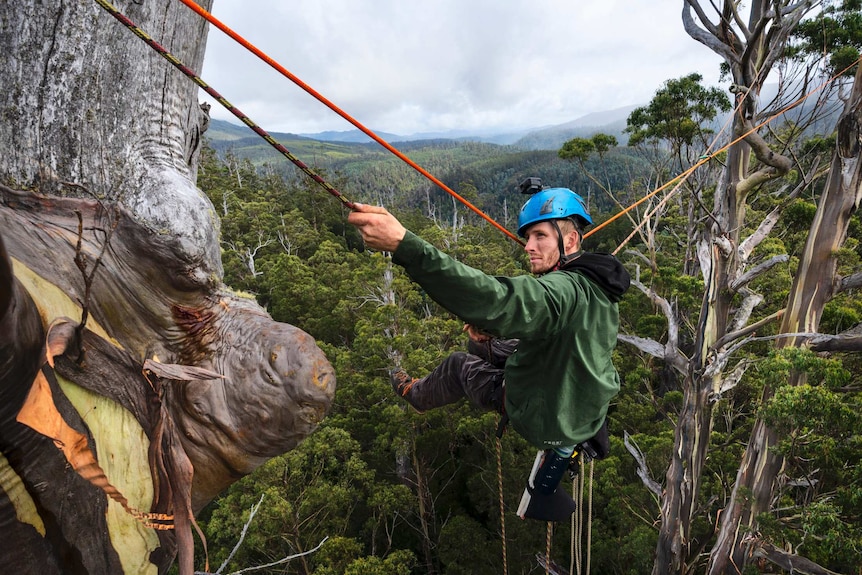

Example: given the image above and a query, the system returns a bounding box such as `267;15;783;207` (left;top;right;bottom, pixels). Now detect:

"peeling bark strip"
18;341;173;531
0;185;336;574
708;48;862;575
0;233;123;574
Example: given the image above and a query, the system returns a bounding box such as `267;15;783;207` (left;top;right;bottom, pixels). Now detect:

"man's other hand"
463;324;492;343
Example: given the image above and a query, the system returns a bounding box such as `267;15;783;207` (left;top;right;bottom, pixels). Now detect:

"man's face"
523;220;580;274
523;221;562;274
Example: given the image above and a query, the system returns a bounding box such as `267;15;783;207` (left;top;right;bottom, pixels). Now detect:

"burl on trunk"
0;185;335;574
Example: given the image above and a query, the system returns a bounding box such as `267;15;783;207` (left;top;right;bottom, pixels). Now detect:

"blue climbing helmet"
516;187;592;238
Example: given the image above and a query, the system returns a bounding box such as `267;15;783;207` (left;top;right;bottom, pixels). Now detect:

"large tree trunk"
708;60;862;575
0;1;336;574
1;0;218;273
649;2;813;572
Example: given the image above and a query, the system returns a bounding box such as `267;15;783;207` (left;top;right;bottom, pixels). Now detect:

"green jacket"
392;231;627;449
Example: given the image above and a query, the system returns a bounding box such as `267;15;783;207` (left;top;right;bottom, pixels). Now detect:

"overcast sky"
198;0;725;136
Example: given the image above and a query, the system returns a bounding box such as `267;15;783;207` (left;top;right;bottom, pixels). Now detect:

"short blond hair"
556;218;582;236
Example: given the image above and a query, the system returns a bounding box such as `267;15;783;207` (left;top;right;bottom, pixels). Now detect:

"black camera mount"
519;177;543;195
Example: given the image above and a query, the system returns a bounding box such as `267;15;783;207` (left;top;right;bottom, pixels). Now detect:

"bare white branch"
624;431;663;499
712;310;784;352
709;358;752;401
696;237;713;285
628;276;689;373
729;256;789;293
738;156;823;265
618;334;666;358
215;494;266;575
197;537;330;575
728;289;764;333
738;204;782;264
192;493;329;575
624;248;653;269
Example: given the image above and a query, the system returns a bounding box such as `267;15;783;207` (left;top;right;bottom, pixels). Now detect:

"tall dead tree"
0;1;335;574
618;1;857;573
708;53;862;575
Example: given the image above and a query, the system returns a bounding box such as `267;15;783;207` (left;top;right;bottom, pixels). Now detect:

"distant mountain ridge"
206;103;640;151
204;81;837;154
297;104;639;148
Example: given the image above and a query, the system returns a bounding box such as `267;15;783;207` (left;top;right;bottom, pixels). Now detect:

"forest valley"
2;1;861;574
191;64;862;574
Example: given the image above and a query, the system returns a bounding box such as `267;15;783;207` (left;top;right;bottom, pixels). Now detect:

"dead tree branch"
729;255;789;293
750;539;843;575
213;494;266;575
624;431;663;500
193;507;329;575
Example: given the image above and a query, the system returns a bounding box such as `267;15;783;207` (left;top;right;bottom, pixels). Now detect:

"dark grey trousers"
403;338;518;412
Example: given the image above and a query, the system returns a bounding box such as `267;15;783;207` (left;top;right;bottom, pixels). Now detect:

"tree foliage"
189;6;862;572
192;113;862;573
786;0;862;76
624;73;730;152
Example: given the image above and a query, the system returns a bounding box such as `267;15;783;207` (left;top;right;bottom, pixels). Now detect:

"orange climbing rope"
585;54;862;248
176;0;524;246
106;0;858;251
183;0;858;253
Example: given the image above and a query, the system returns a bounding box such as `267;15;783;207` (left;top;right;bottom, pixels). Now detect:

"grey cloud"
197;0;724;135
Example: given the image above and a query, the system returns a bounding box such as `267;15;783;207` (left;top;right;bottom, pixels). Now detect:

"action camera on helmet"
519;177;543;195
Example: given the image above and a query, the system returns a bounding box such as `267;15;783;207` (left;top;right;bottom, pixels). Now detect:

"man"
348;182;629;520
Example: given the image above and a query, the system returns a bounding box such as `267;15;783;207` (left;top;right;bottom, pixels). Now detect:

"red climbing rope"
175;0;524;246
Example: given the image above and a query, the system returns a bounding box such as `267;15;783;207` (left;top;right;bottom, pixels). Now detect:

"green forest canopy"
192;92;861;574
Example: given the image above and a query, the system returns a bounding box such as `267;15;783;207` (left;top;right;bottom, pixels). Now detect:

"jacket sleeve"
392;231;584;338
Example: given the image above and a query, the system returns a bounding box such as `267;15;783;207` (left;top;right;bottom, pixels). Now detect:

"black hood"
560;252;630;302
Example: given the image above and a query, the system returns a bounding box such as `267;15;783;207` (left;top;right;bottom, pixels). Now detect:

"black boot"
516;449;577;522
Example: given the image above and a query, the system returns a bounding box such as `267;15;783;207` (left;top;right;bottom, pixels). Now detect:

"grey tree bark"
618;2;852;573
1;0;218;278
639;2;808;572
0;1;335;574
707;55;862;575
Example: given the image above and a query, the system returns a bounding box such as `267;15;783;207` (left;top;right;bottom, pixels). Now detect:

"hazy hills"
205;103;637;155
201;104;657;224
203;80;839;161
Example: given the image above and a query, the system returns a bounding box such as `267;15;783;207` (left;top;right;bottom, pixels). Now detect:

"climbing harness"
176;0;523;246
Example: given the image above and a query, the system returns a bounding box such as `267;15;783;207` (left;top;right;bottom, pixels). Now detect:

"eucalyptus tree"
559;133;621;214
614;1;860;573
707;1;862;572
